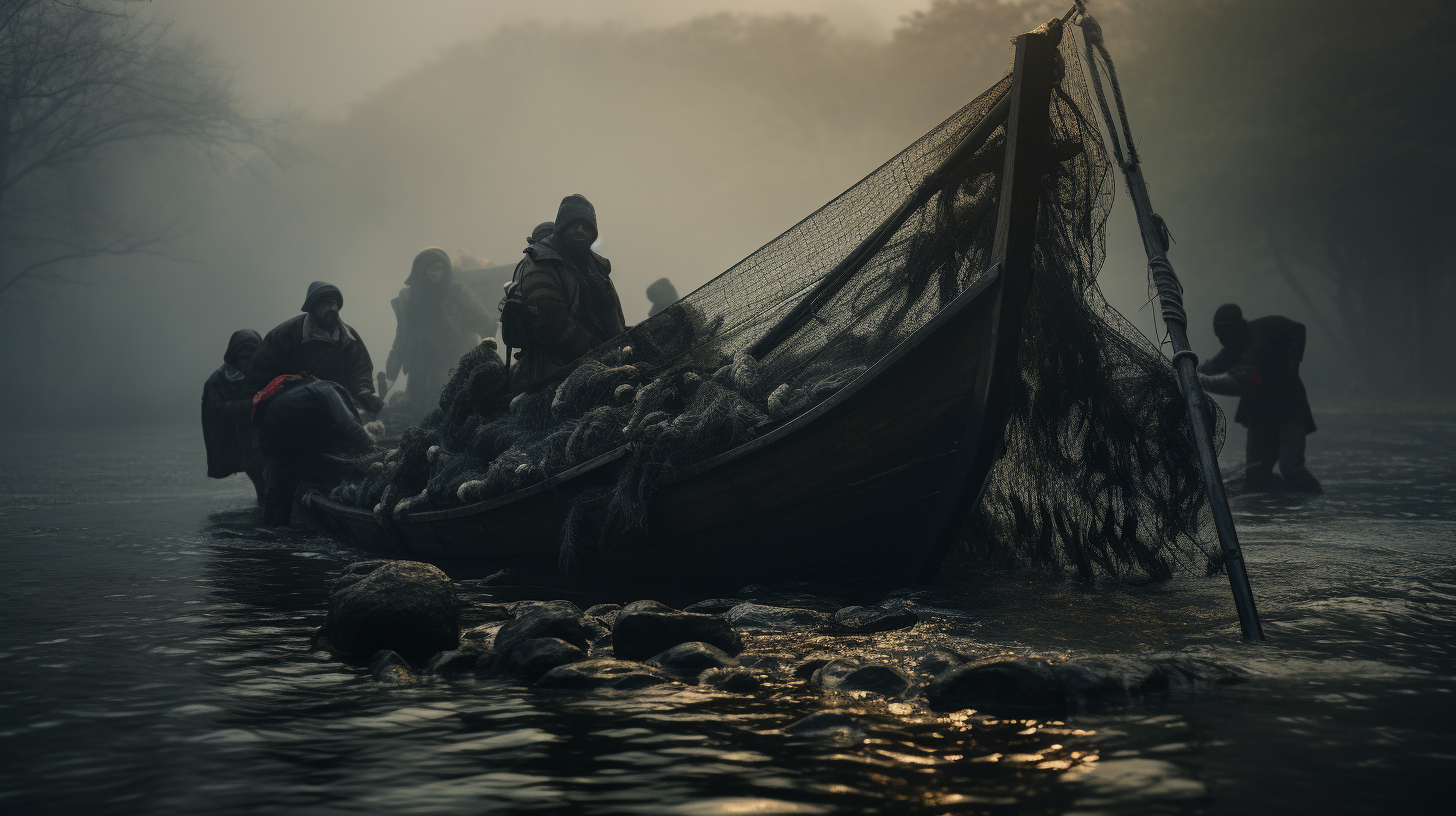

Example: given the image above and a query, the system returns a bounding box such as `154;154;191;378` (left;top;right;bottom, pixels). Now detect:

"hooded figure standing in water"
506;195;627;390
384;247;495;405
202;329;266;504
251;281;382;413
1198;303;1322;493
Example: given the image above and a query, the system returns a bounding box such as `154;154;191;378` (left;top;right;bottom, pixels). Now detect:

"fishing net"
331;25;1221;580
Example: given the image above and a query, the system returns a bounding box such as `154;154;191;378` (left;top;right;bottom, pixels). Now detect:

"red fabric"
252;374;315;420
1245;369;1263;387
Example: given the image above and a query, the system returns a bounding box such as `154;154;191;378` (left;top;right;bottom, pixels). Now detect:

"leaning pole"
1078;10;1265;641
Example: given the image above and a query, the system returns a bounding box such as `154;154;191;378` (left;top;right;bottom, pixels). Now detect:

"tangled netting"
331;28;1221;580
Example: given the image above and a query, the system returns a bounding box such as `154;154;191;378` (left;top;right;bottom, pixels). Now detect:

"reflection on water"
0;416;1452;815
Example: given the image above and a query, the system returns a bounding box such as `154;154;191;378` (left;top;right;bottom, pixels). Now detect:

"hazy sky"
154;0;938;117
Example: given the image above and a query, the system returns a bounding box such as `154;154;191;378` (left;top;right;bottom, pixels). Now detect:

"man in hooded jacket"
1198;303;1322;493
251;281;382;413
202;329;266;504
384;247;495;406
506;195;627;389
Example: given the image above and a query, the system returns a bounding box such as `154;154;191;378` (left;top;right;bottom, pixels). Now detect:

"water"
1;415;1452;815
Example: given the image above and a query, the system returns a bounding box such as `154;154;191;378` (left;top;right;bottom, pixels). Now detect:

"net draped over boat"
331;29;1222;580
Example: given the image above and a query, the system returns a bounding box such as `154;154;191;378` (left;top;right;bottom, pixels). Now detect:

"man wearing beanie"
1198;303;1321;493
251;281;383;414
506;195;627;388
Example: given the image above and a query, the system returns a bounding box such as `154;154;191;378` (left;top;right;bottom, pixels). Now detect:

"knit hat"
555;194;596;233
1212;303;1244;329
405;246;453;287
528;221;555;244
301;281;343;313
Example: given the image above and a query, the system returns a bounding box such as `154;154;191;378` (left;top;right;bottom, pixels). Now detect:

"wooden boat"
301;28;1062;587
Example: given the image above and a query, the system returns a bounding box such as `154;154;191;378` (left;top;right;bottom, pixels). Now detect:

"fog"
1;0;1451;426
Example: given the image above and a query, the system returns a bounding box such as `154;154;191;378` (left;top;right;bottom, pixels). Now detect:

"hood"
301;281;343;313
405;246;454;287
223;329;262;367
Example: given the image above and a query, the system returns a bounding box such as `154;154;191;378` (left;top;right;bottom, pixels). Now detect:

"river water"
1;413;1452;815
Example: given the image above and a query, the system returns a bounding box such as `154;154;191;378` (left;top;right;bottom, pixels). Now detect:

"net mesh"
331;28;1222;580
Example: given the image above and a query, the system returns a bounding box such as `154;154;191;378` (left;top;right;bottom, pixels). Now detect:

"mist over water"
3;0;1449;425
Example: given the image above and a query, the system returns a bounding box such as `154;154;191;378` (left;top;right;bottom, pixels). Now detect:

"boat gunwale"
304;262;1003;528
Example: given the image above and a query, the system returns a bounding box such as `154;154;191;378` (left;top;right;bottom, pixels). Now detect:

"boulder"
426;646;488;675
460;621;505;651
536;658;669;690
472;604;515;623
370;650;420;684
793;656;834;681
584;604;621;627
1052;661;1130;705
914;647;970;679
783;711;866;745
494;600;592;654
725;603;829;633
323;561;460;655
612;600;743;660
811;659;912;698
925;659;1068;716
495;637;585;680
832;605;919;634
682;598;747;615
646;642;738;682
699;666;760;692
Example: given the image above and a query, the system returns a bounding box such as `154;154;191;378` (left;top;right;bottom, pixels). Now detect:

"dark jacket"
510;235;627;387
251;314;377;409
202;329;262;478
1199;315;1316;433
385;255;494;386
256;378;372;461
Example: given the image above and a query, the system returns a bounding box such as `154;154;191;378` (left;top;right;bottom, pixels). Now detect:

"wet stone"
793;656;834;680
783;711;867;745
370;650;420;684
725;603;830;633
495;637;585;680
494;600;592;654
682;598;747;615
612;600;743;660
584;604;621;627
536;658;668;690
1053;661;1130;705
699;666;759;693
646;642;738;682
925;659;1068;716
832;605;919;634
914;647;970;679
323;561;460;656
460;621;505;650
425;646;487;675
812;660;912;698
472;604;514;623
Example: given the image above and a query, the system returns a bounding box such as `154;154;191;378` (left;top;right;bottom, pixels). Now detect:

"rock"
793;656;833;680
495;637;586;680
682;598;746;615
583;616;612;643
699;666;759;692
506;600;543;616
832;605;919;634
494;600;592;654
914;648;970;679
612;600;743;660
460;621;505;650
323;561;460;655
646;642;738;682
1052;661;1130;705
584;604;621;627
536;658;668;690
925;659;1068;716
426;646;488;675
811;660;912;698
724;603;829;633
370;650;419;684
783;711;866;745
472;604;514;623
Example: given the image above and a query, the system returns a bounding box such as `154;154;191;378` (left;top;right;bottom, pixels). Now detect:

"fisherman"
503;195;627;389
383;247;495;407
201;329;266;505
1198;304;1322;493
646;277;678;317
250;281;383;414
253;376;375;526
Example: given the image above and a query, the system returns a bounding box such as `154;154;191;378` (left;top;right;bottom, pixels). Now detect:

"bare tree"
0;0;264;296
